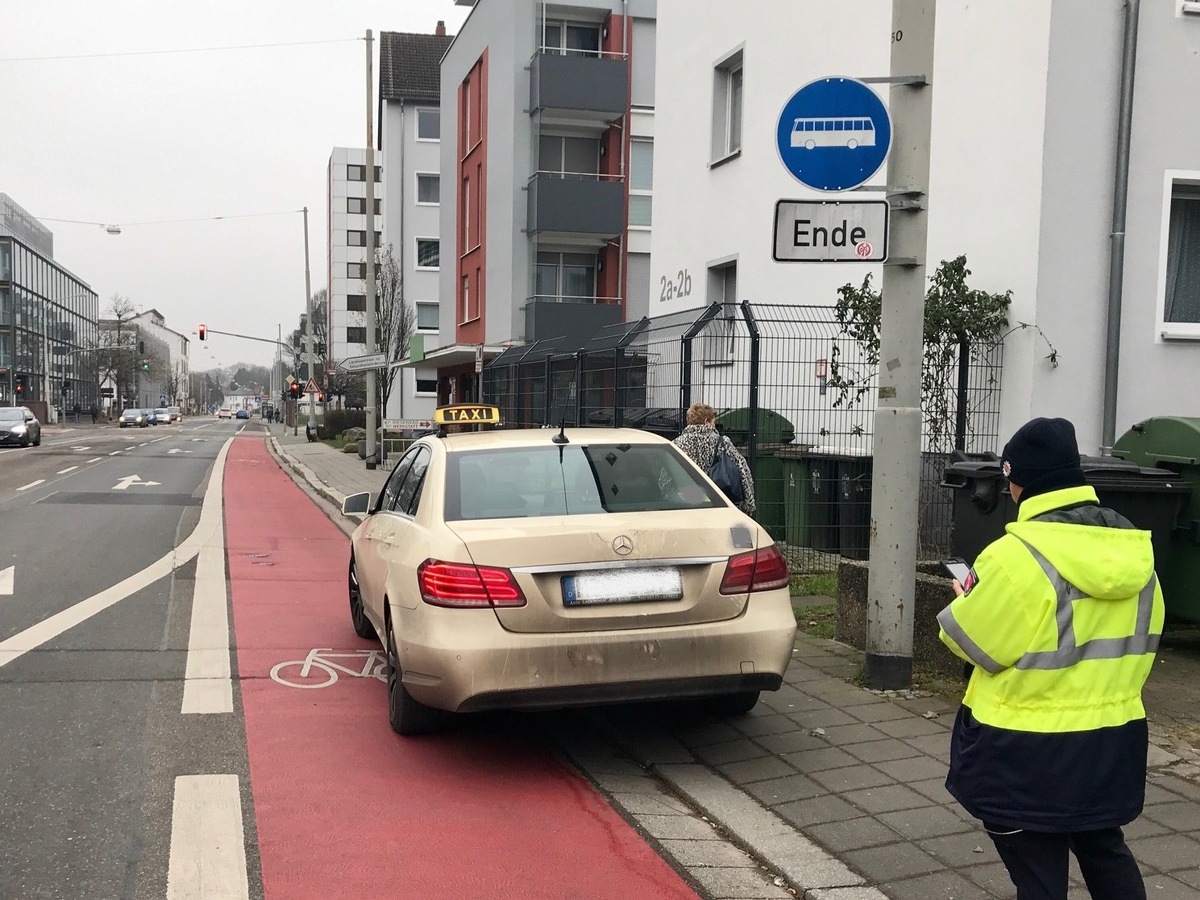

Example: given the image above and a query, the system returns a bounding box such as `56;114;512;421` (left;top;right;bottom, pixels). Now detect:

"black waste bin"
837;455;874;560
944;454;1191;564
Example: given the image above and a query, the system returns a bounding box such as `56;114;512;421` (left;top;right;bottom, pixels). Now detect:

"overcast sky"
1;1;470;373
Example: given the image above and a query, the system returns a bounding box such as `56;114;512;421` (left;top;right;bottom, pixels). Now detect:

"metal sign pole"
864;0;935;690
364;28;378;469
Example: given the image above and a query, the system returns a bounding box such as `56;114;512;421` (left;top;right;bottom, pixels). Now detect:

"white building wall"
327;147;380;367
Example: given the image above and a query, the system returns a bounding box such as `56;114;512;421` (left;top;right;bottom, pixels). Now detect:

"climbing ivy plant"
827;255;1012;452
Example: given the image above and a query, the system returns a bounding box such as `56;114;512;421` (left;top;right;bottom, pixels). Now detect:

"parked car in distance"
217;408;232;419
168;406;182;423
0;406;42;447
118;408;148;428
235;408;250;420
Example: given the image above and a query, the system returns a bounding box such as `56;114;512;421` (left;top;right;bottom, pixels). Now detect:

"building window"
347;262;366;279
347;164;366;181
347;197;365;214
629;138;653;228
461;176;471;247
541;20;601;57
535;252;597;302
416;239;440;270
711;49;744;163
416;174;439;204
347;230;366;247
1166;184;1200;326
374;165;382;183
703;261;738;366
417;109;440;141
463;76;472;146
416;301;439;330
415;377;438;395
538;135;600;177
461;275;470;323
345;326;367;345
346;294;367;312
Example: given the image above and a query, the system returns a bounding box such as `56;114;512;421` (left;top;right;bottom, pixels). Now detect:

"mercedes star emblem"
612;535;633;556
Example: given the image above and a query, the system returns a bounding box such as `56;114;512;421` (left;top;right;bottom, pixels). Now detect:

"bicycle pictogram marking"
269;648;387;689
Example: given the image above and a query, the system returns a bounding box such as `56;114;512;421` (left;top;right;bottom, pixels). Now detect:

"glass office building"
0;235;100;410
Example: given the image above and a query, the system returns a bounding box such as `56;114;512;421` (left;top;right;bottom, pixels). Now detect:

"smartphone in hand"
941;557;976;592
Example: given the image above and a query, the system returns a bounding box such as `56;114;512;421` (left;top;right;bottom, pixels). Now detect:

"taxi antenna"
552;418;569;444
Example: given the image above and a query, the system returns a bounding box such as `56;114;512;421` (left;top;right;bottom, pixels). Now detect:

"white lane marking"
71;446;91;451
167;448;194;455
113;475;162;490
56;466;78;475
138;442;148;447
166;775;250;900
0;566;12;596
181;538;232;714
16;480;45;492
150;436;168;444
87;457;102;464
108;450;122;456
0;437;233;671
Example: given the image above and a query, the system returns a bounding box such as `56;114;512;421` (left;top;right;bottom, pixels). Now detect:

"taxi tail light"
418;560;526;608
719;546;790;595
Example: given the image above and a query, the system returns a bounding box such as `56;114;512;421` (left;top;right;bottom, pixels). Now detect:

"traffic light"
13;375;24;397
288;381;300;399
141;358;150;372
198;323;207;341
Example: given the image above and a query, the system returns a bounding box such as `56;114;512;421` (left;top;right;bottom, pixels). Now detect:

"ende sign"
772;199;888;263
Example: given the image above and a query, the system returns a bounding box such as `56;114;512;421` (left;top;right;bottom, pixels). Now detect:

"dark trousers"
985;824;1145;900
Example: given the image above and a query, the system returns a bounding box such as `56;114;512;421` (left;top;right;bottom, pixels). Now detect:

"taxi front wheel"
385;615;441;736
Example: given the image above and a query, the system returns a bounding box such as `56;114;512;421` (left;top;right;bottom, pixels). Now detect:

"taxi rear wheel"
348;557;374;639
385;613;441;736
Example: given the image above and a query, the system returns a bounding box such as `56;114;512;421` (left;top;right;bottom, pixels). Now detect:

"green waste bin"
715;408;796;445
779;446;815;546
1114;417;1200;622
740;442;787;541
944;451;1192;615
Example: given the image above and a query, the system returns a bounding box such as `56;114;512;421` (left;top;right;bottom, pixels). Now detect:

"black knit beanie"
1001;417;1086;502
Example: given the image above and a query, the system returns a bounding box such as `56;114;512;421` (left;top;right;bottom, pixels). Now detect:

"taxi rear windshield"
445;444;725;520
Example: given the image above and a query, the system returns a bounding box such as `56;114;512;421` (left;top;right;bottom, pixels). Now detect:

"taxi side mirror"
342;492;372;515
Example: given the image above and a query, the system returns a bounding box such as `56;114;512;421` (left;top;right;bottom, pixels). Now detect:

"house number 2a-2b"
659;269;692;302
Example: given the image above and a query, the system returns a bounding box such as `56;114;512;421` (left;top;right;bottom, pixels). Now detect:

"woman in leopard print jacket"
671;403;756;516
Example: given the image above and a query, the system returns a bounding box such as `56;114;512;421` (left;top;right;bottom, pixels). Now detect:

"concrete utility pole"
303;205;315;426
864;0;936;690
364;28;379;469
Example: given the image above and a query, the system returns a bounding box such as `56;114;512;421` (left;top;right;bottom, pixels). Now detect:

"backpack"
707;437;745;505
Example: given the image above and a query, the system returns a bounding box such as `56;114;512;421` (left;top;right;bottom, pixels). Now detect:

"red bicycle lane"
223;434;699;900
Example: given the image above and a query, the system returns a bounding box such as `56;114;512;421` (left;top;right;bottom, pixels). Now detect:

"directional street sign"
339;352;387;373
302;377;321;394
773;200;889;262
776;77;891;192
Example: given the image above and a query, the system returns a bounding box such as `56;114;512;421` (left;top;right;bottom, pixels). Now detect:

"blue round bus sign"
776;77;891;192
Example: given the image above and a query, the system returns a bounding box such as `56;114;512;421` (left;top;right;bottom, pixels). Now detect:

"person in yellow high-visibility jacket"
938;417;1163;900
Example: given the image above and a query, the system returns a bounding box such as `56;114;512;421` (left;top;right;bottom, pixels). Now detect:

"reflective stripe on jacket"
936;485;1164;830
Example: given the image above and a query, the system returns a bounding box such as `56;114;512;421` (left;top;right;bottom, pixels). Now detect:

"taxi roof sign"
433;404;501;426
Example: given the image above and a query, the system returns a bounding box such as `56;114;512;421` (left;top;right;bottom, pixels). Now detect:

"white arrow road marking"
167;775;249;900
56;466;78;475
0;437;233;672
16;480;44;492
167;448;194;455
113;475;162;490
0;567;12;596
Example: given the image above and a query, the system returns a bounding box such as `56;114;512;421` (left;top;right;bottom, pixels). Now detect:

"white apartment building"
377;25;454;421
326;146;383;373
651;0;1200;455
130;309;190;409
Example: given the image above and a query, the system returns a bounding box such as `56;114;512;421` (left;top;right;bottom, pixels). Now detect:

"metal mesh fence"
481;302;1005;574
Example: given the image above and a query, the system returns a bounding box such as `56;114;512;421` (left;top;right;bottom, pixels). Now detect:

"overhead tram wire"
36;210;305;230
0;38;359;64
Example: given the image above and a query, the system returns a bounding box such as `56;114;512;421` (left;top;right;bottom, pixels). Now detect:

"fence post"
955;333;969;452
679;303;722;418
575;349;587;427
741;301;761;472
613;346;624;428
543;354;553;425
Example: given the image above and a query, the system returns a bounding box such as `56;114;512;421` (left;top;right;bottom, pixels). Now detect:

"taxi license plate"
562;567;683;606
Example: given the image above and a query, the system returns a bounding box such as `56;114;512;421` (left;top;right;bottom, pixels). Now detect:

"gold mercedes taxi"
341;404;798;735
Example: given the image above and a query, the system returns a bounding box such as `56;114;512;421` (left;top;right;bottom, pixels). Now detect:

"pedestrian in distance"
671;402;756;516
937;417;1163;900
89;405;97;424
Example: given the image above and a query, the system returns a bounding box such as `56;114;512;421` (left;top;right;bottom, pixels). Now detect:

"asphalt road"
0;418;266;900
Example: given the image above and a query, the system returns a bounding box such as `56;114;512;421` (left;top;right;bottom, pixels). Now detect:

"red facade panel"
456;50;488;346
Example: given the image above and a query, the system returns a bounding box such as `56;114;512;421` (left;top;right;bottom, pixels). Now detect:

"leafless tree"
349;243;414;417
96;294;140;405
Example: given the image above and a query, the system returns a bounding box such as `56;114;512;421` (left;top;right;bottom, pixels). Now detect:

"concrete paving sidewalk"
264;429;1200;899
